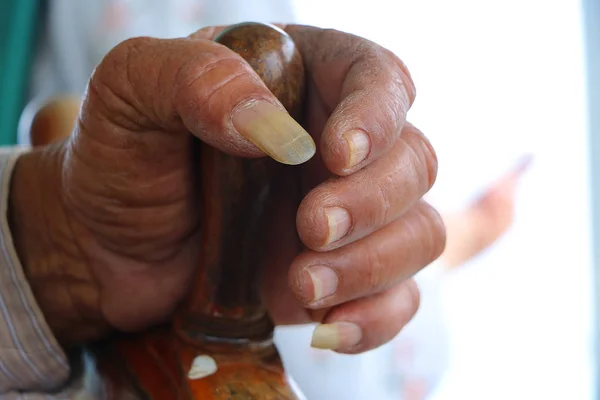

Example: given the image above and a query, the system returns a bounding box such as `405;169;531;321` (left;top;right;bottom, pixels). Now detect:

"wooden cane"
87;22;306;399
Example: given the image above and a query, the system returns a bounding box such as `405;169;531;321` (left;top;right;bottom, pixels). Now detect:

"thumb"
88;30;315;165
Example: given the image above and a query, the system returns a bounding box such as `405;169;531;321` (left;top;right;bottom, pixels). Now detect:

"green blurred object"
0;0;40;145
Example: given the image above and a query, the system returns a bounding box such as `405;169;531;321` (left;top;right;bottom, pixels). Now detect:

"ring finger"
289;200;445;308
296;123;438;252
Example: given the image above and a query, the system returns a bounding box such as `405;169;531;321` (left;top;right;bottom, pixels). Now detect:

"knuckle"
381;52;417;135
176;55;246;90
373;177;395;226
297;188;339;247
384;49;417;104
95;37;150;82
363;244;389;293
416;202;447;262
422;137;439;189
402;279;421;316
88;37;155;129
116;36;150;56
405;126;439;191
367;93;404;149
174;53;260;121
358;49;415;147
322;28;376;63
172;52;257;134
367;47;416;118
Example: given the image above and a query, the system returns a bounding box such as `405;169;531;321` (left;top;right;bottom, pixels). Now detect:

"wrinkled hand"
10;25;445;354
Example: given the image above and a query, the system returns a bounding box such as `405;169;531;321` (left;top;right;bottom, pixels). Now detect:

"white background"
291;0;595;399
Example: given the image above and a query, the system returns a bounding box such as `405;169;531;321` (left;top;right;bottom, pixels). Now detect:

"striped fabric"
0;147;75;398
3;2;300;396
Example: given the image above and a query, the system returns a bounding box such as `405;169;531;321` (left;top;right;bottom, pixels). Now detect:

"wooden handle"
26;23;307;344
90;24;306;400
175;23;306;342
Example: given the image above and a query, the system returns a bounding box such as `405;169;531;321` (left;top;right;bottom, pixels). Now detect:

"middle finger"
296;123;438;251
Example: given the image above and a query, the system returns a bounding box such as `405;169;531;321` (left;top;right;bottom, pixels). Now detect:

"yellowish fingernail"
343;129;371;169
307;265;338;303
311;322;362;350
324;207;351;245
232;100;316;165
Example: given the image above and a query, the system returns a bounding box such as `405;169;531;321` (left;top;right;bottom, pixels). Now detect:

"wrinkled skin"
10;25;445;354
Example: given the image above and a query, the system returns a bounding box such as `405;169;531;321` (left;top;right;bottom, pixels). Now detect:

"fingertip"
296;192;327;250
418;202;447;263
288;249;340;308
342;129;372;170
418;134;439;190
314;280;421;354
403;278;421;312
297;200;353;251
319;107;402;177
232;99;316;165
320;128;373;176
310;322;363;351
288;261;316;306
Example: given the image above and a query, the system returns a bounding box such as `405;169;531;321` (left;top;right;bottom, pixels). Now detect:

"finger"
85;29;314;165
290;201;445;307
285;25;416;175
310;279;421;354
297;123;438;251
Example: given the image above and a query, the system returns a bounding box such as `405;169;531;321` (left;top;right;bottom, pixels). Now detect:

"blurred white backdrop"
290;0;594;399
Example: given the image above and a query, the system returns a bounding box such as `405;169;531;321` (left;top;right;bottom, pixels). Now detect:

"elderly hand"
10;24;445;354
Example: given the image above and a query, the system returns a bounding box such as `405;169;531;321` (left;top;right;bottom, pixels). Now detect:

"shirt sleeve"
0;147;71;394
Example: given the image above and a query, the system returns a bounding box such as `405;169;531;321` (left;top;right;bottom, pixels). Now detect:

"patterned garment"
0;146;86;399
4;1;450;398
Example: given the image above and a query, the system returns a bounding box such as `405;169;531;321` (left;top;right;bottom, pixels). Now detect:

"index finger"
285;25;416;175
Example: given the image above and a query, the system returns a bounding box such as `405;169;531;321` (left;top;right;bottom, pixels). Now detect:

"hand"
440;156;532;268
9;24;445;354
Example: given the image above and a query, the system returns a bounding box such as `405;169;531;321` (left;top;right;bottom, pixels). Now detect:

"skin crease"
9;24;445;354
24;91;527;347
26;90;528;277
